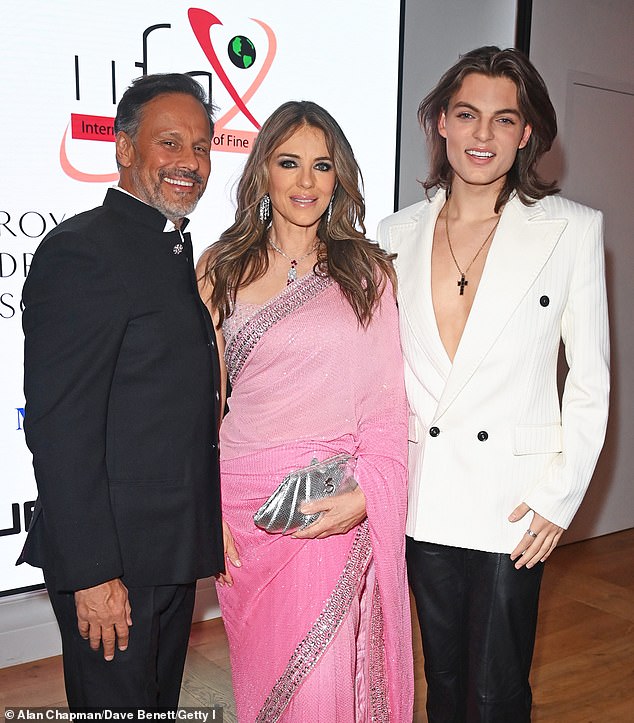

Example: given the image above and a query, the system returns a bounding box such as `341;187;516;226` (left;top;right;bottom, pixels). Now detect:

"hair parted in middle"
202;100;396;326
419;46;560;212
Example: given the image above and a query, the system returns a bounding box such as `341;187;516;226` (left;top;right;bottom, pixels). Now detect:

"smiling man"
19;74;224;710
378;47;610;721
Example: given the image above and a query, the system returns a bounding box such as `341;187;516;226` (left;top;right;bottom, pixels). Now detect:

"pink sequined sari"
217;272;413;722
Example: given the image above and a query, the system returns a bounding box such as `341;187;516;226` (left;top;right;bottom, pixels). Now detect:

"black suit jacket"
19;189;224;591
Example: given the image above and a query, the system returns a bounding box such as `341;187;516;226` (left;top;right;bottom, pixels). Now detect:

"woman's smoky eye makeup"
314;161;333;172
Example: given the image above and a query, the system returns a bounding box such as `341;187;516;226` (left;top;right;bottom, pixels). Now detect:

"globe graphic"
228;36;256;69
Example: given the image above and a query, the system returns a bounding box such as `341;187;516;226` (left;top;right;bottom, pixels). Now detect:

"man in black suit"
19;74;224;709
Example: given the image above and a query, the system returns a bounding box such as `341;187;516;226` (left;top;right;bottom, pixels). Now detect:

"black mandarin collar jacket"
20;189;224;591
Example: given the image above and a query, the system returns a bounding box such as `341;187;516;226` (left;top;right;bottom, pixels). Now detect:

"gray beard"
130;168;204;222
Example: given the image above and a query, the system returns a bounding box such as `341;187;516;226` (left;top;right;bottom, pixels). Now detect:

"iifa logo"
61;8;277;183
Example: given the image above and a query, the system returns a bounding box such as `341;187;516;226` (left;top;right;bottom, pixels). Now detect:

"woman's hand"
292;485;367;540
216;520;241;586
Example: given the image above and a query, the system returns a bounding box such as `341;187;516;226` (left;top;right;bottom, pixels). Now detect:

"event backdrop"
0;1;402;594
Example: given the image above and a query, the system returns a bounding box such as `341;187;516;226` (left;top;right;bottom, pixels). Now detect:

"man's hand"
509;502;564;569
74;578;132;661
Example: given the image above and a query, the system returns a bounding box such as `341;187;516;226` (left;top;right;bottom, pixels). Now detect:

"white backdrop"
0;0;402;595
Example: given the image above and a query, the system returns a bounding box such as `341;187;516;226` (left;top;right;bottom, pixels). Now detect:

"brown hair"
201;100;396;326
419;46;559;211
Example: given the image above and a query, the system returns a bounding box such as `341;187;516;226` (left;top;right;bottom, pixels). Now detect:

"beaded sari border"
224;273;333;385
369;578;390;720
255;520;377;722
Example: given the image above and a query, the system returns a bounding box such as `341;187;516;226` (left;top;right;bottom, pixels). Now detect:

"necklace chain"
444;202;500;296
268;237;317;285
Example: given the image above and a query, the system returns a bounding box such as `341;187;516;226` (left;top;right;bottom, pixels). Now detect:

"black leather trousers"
406;537;544;723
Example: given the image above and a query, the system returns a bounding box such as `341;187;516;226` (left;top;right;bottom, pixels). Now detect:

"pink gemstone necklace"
268;237;317;285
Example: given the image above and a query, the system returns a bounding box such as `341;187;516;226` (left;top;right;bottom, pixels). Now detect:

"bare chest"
431;217;496;361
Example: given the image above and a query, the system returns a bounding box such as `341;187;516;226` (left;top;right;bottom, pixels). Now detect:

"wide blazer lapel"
388;192;448;376
434;195;568;421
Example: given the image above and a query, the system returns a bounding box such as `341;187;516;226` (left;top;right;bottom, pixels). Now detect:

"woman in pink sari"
198;101;413;722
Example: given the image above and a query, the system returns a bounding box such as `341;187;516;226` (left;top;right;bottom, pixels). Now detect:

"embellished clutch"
254;453;358;535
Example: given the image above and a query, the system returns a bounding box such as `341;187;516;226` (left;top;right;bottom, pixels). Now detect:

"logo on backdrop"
1;404;31;537
61;7;277;182
0;501;35;538
228;36;256;68
1;212;69;319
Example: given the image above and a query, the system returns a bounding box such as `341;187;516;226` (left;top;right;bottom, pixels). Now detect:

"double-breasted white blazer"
378;191;610;553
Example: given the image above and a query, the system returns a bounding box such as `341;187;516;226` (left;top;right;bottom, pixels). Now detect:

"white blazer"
378;191;610;553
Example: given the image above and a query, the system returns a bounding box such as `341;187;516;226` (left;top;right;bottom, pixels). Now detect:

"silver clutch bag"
254;453;358;535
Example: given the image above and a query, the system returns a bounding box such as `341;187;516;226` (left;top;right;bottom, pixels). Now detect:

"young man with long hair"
378;46;609;721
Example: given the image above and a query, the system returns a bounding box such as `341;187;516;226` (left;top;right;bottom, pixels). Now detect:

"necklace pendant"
457;274;468;295
287;261;298;285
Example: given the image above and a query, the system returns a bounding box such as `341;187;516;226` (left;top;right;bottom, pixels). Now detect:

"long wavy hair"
202;100;396;327
419;46;559;212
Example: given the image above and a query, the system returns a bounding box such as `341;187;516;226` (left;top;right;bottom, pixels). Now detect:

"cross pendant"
457;274;468;295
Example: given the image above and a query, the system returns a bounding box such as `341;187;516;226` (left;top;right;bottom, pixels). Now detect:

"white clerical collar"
112;186;179;232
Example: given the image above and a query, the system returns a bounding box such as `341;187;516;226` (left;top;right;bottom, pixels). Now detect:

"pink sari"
218;272;413;722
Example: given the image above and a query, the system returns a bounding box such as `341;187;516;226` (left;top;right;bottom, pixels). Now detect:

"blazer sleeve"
23;228;128;590
524;210;610;527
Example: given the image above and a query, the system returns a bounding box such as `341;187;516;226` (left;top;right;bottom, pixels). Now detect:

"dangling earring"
326;196;334;227
259;194;270;224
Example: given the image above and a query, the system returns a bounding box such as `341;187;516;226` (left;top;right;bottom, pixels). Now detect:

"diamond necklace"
268;237;317;285
444;202;500;295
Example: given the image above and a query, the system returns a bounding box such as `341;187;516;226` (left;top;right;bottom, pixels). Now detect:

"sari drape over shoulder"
218;272;413;722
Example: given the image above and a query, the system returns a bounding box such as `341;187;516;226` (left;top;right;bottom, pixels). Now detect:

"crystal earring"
326;196;334;226
259;194;271;223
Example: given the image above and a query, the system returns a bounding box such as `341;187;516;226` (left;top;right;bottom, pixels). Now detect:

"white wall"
397;0;516;209
530;0;634;542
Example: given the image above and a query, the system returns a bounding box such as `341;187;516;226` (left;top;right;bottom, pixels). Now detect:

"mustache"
159;169;205;185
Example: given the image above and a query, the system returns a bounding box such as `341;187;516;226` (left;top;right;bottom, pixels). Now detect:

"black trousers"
44;570;196;710
406;538;544;723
